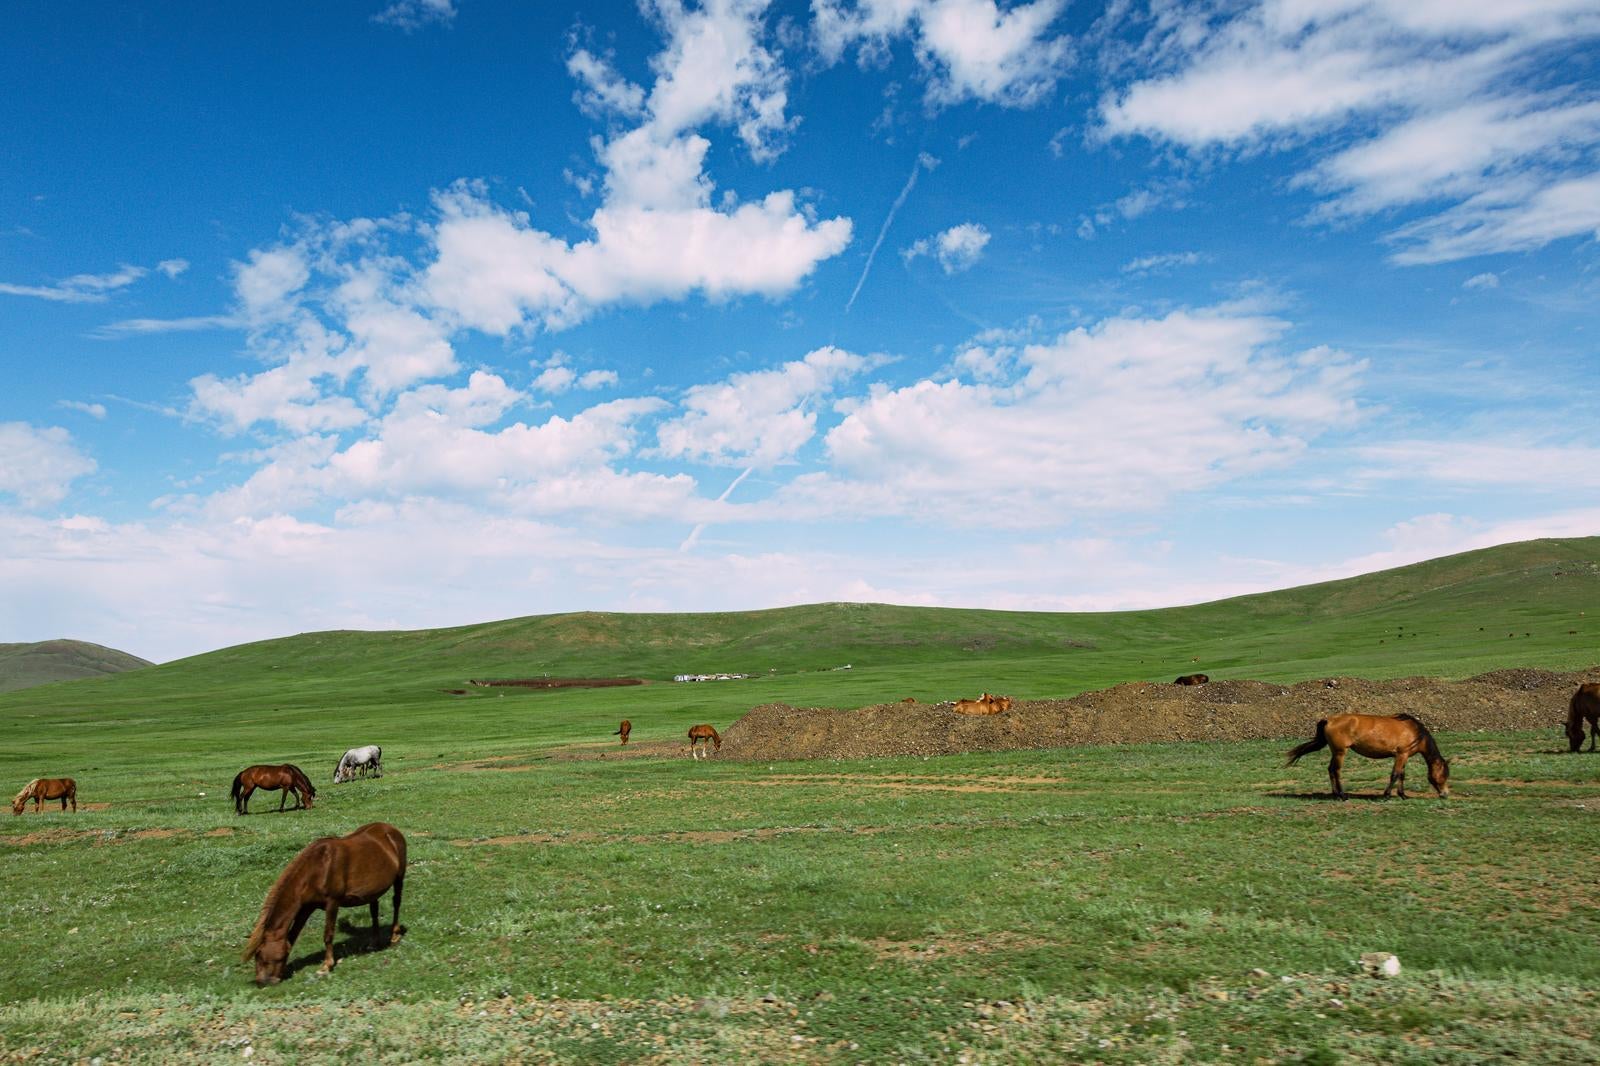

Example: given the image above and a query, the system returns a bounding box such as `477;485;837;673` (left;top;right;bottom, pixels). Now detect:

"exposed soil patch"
716;667;1600;762
465;677;644;690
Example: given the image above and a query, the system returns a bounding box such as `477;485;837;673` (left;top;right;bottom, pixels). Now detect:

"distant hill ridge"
0;639;153;694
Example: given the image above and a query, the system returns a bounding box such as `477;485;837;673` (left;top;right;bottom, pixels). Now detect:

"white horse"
333;745;383;783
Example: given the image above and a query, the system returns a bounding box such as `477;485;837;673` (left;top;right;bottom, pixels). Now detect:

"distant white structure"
673;672;753;682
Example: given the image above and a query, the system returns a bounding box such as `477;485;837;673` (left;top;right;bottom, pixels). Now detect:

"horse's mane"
291;764;316;798
11;779;38;808
242;851;306;960
1395;714;1445;764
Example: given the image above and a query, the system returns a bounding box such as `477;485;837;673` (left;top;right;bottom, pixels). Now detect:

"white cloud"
1122;250;1205;274
1463;272;1500;290
783;307;1365;525
372;0;455;31
903;222;991;273
1355;439;1600;490
654;346;881;468
815;0;1073;107
0;264;146;303
533;366;578;393
578;369;619;389
1099;0;1600;262
156;258;190;278
0;423;97;507
57;400;107;419
567;47;647;120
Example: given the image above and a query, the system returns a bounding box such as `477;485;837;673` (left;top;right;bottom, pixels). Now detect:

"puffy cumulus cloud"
1098;0;1600;262
0;423;97;507
815;0;1073;107
653;346;882;468
781;307;1365;524
903;222;991;273
567;47;647;120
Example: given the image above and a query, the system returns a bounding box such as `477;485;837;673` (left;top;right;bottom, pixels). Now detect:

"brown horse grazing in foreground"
614;719;632;745
233;764;316;815
1174;673;1210;686
1287;713;1450;800
11;778;76;815
1566;684;1600;752
952;692;1011;715
242;822;406;985
687;724;721;759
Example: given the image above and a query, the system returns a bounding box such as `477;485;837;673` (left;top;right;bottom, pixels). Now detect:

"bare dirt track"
716;667;1600;761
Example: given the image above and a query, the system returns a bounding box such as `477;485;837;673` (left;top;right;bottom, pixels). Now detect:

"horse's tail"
1396;714;1445;765
1286;720;1329;765
231;772;244;803
710;726;722;750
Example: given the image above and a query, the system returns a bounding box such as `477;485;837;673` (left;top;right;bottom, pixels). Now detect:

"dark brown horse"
242;822;406;984
11;778;76;815
1287;713;1450;800
233;764;316;815
1566;683;1600;752
614;719;632;745
1174;673;1210;686
688;723;721;759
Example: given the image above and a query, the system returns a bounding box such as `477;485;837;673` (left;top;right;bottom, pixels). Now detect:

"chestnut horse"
242;821;406;985
233;764;316;815
1287;713;1450;800
1174;673;1210;686
688;724;721;759
1566;683;1600;752
11;778;76;815
614;719;632;745
952;692;1011;715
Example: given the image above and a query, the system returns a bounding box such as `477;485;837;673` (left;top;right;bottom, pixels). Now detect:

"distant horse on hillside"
334;745;383;783
242;821;406;985
1286;713;1450;800
1567;684;1600;752
233;764;316;815
11;777;76;815
614;719;632;745
1174;673;1210;686
952;692;1011;715
687;724;721;759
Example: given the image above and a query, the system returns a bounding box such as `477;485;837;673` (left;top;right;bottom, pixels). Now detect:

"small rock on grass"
1359;952;1401;978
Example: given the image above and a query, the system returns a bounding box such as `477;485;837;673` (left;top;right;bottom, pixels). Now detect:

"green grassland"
2;538;1599;1063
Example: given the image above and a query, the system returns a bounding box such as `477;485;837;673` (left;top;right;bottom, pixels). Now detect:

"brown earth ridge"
715;667;1600;762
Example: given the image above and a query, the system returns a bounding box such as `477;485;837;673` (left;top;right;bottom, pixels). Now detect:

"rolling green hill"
0;639;152;694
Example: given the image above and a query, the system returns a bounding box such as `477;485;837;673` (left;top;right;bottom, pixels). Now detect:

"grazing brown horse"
1566;683;1600;752
687;724;721;759
242;822;406;985
614;719;632;745
11;778;76;815
1286;713;1450;800
952;692;1011;715
1174;673;1210;686
233;764;316;815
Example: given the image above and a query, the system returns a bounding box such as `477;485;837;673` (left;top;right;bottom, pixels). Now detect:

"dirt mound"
717;667;1600;761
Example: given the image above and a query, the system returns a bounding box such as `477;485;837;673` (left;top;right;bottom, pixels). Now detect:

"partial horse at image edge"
1287;712;1450;799
1566;683;1600;752
11;777;77;815
233;764;317;815
242;821;406;985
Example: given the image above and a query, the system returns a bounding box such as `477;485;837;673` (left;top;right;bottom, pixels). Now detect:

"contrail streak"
845;152;936;314
678;465;756;552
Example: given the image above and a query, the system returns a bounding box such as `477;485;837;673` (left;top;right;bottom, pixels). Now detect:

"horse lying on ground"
1286;713;1450;799
1566;683;1600;752
1174;673;1210;686
688;724;721;759
242;821;406;985
11;778;76;815
614;719;632;745
951;693;1011;715
233;764;316;815
334;745;382;783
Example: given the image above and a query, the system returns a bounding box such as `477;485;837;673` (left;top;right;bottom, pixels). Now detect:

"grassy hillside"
0;638;152;694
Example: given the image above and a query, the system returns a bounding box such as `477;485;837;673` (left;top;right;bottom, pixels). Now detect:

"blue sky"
3;0;1598;662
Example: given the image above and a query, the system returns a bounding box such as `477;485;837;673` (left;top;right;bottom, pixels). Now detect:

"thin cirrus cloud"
1098;0;1600;263
371;0;456;32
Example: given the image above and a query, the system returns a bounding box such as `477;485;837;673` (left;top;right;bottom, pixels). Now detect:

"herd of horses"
12;681;1600;986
